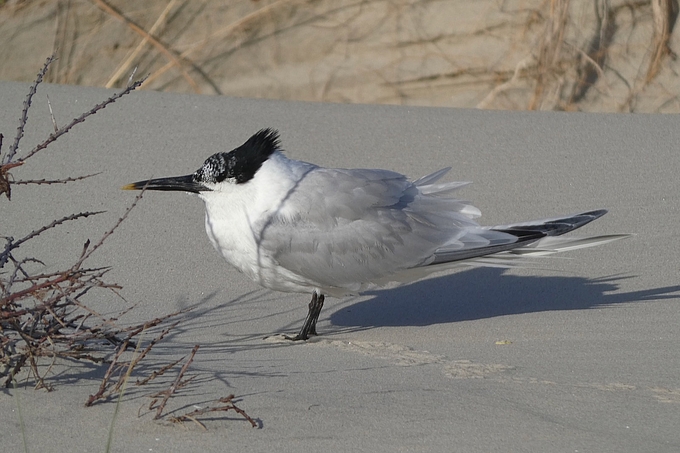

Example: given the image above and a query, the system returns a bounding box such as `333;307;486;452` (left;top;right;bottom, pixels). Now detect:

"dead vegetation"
477;0;679;111
1;56;256;428
0;0;677;112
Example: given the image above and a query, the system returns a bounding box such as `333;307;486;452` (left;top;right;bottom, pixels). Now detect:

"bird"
123;128;628;340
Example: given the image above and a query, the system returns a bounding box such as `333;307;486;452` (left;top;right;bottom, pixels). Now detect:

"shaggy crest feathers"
194;128;281;185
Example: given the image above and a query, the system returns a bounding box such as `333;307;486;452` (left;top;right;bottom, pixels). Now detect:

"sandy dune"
1;78;679;451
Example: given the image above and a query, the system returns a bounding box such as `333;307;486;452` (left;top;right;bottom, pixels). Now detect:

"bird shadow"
329;268;680;328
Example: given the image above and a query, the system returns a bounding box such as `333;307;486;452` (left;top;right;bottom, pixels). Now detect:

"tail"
430;209;630;267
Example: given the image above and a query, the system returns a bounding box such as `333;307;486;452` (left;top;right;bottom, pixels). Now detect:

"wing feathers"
256;161;627;295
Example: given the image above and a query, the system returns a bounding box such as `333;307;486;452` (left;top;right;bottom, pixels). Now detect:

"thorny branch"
169;395;259;430
0;57;153;389
0;54;146;200
3;55;55;165
84;314;185;407
1;211;103;269
12;172;102;186
1;55;255;429
150;344;200;419
74;189;145;269
141;344;259;428
17;77;147;163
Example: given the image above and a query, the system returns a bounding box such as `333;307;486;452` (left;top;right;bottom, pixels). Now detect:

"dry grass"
0;0;677;112
475;0;679;111
647;0;678;82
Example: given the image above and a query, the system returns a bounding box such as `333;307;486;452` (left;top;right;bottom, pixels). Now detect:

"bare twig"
76;309;187;402
13;172;101;186
18;77;146;162
85;340;129;405
73;189;144;269
1;211;103;269
152;344;200;419
136;355;185;386
111;321;181;393
3;55;56;165
169;394;258;429
46;95;58;133
2;271;80;308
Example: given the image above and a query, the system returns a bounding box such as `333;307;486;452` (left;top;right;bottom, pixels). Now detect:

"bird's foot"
282;333;313;341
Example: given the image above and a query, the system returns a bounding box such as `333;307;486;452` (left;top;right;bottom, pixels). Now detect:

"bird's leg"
287;292;325;341
307;293;325;336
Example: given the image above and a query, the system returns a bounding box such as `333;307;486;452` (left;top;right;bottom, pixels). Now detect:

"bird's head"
122;128;281;193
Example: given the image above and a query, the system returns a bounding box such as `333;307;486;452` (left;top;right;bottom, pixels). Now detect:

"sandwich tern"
123;128;628;340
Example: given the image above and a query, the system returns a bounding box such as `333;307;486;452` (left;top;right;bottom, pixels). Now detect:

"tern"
123;128;628;340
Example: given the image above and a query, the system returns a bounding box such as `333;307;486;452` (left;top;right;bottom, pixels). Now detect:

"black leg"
307;293;324;336
286;293;325;341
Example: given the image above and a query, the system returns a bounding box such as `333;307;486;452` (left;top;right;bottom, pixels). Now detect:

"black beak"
121;175;209;193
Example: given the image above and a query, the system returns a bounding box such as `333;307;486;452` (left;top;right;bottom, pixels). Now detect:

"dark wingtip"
581;209;608;219
490;209;610;238
564;209;609;232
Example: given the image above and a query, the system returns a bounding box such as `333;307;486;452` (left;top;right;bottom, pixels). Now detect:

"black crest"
194;128;281;184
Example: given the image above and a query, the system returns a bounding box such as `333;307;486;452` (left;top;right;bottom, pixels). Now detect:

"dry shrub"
1;56;256;427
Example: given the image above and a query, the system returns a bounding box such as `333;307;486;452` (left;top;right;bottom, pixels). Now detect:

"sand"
1;80;679;452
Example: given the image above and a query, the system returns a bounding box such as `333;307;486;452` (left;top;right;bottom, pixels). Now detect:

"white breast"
198;152;321;293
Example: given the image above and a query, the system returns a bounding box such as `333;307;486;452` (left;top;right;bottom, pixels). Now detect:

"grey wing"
258;167;518;291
